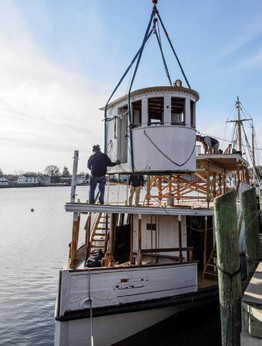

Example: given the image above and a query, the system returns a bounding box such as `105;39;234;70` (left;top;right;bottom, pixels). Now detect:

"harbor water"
0;186;221;346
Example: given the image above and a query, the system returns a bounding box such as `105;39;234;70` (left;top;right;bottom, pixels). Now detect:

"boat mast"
251;122;257;183
236;96;242;153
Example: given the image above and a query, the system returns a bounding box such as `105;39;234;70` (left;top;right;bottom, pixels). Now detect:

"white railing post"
71;150;79;203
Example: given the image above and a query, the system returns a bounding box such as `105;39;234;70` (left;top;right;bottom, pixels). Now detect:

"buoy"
31;208;34;212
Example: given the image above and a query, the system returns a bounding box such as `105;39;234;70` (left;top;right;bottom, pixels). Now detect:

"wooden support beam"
70;212;80;269
203;215;208;271
157;176;162;202
178;215;183;263
129;214;134;265
214;191;242;346
242;187;260;277
146;176;151;206
138;214;142;266
206;163;211;208
85;213;91;258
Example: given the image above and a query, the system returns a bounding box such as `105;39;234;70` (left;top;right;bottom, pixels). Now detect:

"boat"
54;2;256;345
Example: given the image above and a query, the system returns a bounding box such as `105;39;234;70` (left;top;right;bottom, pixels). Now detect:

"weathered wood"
214;191;242;346
178;215;183;262
70;212;80;269
140;247;194;253
138;214;142;266
146;176;151;206
203;215;208;269
70;150;79;203
129;214;134;264
242;187;260;277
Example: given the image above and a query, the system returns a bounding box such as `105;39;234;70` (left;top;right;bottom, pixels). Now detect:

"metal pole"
70;150;79;203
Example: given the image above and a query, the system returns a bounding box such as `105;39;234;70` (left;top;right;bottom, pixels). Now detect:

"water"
0;186;220;346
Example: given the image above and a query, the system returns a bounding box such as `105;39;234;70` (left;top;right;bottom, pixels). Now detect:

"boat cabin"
103;83;199;174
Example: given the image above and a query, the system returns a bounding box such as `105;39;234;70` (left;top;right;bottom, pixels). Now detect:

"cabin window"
132;100;142;127
171;97;185;125
148;97;164;125
146;223;156;230
190;100;196;128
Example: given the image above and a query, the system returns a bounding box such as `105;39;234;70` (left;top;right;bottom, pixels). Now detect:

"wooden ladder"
89;213;110;255
203;247;218;279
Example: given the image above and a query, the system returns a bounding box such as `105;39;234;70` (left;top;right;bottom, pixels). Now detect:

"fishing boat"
54;2;256;345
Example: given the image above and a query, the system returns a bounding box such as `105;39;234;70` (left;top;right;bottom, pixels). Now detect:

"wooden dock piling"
214;191;242;346
242;187;261;277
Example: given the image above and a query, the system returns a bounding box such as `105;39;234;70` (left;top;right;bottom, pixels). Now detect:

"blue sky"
0;0;261;174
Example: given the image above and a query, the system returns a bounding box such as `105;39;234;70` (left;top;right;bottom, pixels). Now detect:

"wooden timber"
146;153;249;207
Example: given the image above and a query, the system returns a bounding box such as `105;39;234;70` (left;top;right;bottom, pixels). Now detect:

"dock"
241;261;262;345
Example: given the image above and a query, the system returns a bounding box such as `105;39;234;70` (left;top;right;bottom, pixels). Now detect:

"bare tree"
44;165;60;183
62;166;70;177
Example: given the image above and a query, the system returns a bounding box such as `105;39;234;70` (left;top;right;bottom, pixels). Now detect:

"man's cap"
92;144;101;152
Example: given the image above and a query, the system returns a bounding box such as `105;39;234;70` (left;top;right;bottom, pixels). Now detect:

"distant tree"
44;165;60;183
62;166;70;177
0;167;3;177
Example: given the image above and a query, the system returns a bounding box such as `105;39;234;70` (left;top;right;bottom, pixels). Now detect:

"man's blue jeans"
89;176;106;204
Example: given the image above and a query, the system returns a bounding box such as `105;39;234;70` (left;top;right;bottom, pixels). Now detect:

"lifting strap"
104;2;192;170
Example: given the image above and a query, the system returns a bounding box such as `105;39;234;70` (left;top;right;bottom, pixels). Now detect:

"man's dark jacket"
88;151;116;177
128;174;144;187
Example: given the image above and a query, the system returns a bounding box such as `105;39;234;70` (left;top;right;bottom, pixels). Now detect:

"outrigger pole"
103;0;191;171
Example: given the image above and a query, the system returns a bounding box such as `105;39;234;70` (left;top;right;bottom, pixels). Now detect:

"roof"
100;86;200;110
65;203;213;216
197;153;249;171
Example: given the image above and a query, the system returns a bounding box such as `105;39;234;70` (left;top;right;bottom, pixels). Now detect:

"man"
196;135;219;154
88;145;120;204
128;173;144;206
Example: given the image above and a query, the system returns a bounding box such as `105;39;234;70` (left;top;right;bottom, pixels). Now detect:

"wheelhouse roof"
100;86;199;111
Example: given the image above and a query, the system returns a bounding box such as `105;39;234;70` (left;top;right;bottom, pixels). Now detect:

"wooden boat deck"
65;202;214;215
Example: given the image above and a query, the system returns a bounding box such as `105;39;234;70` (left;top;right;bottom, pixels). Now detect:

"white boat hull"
55;305;186;346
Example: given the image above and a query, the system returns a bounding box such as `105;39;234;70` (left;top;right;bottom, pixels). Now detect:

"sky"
0;0;261;174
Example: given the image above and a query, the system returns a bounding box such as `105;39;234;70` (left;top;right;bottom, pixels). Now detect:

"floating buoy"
31;208;34;212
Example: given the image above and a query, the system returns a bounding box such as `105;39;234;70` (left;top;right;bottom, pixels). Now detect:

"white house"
0;177;9;186
76;173;88;185
38;174;51;185
17;173;38;185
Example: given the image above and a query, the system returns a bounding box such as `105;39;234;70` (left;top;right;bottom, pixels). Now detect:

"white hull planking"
59;263;197;314
55;305;186;346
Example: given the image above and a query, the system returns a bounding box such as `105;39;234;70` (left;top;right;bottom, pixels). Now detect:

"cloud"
0;1;105;173
218;21;262;59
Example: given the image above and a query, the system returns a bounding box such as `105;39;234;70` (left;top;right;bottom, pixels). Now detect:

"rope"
103;30;153;153
88;269;94;346
127;12;155;171
217;264;241;279
154;25;172;86
156;11;191;89
144;129;196;167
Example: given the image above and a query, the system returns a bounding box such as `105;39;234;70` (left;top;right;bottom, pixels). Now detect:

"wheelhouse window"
132;100;142;127
148;97;164;125
190;100;196;128
171;97;185;125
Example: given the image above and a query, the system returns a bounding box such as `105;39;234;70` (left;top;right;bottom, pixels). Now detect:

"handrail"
139;246;194;262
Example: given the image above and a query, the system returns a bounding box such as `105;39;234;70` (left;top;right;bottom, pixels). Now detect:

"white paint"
55;305;187;346
59;263;197;315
